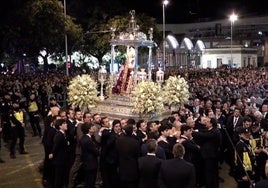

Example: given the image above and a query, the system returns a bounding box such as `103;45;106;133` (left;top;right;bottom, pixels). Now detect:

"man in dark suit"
116;123;140;188
158;143;196;188
192;117;221;188
157;123;175;159
136;119;148;145
66;109;77;174
226;107;244;143
49;119;69;188
261;103;268;131
100;119;122;188
180;125;202;187
80;122;100;188
138;139;162;188
42;115;58;187
226;107;244;175
68;111;91;188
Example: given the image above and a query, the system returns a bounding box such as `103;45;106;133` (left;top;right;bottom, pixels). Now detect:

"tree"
0;0;161;71
24;0;84;71
0;0;32;63
0;0;83;72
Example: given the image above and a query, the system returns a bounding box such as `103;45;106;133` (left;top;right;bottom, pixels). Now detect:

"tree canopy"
0;0;160;71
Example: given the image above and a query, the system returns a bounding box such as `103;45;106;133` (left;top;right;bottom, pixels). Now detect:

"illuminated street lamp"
64;0;69;76
230;12;238;68
162;0;169;70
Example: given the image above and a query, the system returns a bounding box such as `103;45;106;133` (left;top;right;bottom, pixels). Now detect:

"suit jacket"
192;127;221;159
80;134;99;170
100;129;120;165
141;144;166;160
180;136;201;164
51;130;68;165
255;179;268;188
66;118;77;145
43;125;57;155
158;137;176;160
216;114;227;129
136;130;147;145
226;115;244;143
263;112;268;121
65;119;77;165
261;113;268;131
138;154;162;188
116;134;140;181
158;158;196;188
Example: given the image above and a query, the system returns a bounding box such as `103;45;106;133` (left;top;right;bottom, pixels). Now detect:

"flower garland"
162;75;190;106
131;80;164;114
67;74;99;109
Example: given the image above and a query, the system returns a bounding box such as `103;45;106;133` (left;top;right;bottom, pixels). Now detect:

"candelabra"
98;65;107;100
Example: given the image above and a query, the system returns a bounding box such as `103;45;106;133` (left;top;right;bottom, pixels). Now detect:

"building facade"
157;15;268;68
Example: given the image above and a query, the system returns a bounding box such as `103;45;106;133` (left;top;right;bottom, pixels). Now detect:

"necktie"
234;117;238;126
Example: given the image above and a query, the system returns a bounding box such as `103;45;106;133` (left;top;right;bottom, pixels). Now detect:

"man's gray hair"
172;143;185;158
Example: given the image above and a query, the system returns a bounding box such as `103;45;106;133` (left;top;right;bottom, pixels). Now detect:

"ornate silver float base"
90;95;171;121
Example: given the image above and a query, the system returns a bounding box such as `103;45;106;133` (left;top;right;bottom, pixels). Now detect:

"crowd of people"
0;67;268;188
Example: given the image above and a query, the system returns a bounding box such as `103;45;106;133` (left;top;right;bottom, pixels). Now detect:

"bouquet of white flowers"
131;80;164;114
162;75;189;106
67;74;99;110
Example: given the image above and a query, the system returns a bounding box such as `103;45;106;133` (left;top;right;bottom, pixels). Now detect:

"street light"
64;0;69;76
230;12;238;68
162;0;169;71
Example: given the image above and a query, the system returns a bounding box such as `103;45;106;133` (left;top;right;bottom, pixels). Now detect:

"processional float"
91;10;170;120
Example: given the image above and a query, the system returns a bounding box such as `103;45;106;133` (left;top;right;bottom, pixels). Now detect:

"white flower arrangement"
131;80;164;114
67;74;99;109
162;75;190;106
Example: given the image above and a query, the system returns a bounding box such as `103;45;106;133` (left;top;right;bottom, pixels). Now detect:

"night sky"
118;0;268;23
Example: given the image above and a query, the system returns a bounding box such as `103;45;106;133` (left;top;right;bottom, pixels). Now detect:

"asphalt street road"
0;125;43;188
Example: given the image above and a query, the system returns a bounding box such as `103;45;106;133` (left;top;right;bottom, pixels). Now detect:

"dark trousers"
68;154;82;188
54;164;68;188
43;154;55;187
10;125;25;155
2;122;11;142
225;143;236;174
204;157;219;188
194;159;205;188
120;180;138;188
84;169;97;188
100;162;120;188
29;112;41;136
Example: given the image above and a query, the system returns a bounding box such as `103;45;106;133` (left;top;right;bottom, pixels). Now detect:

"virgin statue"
112;47;135;95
